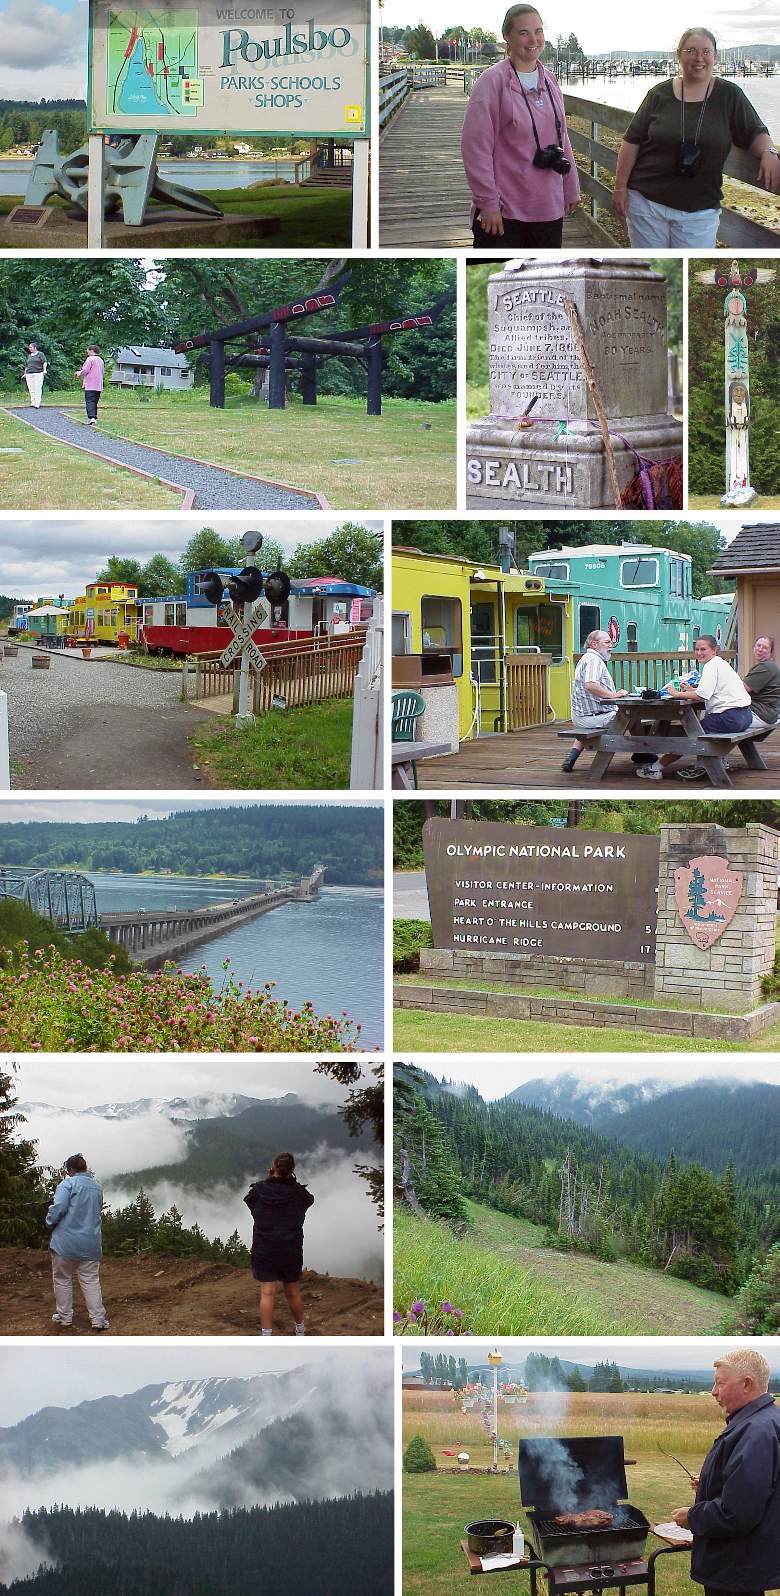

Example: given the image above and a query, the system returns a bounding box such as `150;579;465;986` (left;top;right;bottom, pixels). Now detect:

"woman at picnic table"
612;27;780;247
461;4;580;248
637;634;753;781
244;1152;314;1336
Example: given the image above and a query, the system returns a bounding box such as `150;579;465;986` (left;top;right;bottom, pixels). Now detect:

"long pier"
100;866;324;969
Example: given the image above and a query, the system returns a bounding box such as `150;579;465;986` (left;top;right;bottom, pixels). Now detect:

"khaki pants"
51;1253;108;1327
24;372;44;408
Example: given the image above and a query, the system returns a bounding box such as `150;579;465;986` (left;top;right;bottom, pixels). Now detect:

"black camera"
677;141;703;177
532;143;571;175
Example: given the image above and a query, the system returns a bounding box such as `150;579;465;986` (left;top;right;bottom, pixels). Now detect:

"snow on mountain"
16;1094;298;1124
507;1072;672;1123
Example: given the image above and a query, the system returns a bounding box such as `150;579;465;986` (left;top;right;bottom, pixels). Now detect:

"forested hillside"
0;806;383;885
2;1496;393;1596
394;1068;778;1295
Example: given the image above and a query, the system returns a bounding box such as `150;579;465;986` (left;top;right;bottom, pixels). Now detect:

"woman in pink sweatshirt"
461;4;580;247
75;345;105;426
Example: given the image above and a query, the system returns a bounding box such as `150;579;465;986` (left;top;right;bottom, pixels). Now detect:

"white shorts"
626;189;720;248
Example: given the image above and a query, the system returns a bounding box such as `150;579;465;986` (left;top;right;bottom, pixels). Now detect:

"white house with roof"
110;347;193;392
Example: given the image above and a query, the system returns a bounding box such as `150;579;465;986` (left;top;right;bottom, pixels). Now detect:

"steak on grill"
551;1510;614;1531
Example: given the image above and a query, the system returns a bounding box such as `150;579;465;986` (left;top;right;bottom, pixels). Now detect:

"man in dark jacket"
244;1151;314;1337
671;1350;780;1596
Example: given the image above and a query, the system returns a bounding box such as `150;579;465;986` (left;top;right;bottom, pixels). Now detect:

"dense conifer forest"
1;1495;393;1595
0;806;383;885
394;1068;778;1295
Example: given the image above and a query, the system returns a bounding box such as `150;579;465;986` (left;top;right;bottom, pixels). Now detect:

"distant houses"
110;346;193;392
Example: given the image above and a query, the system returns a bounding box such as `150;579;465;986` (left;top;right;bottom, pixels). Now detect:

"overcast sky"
12;1055;368;1111
381;0;778;48
0;1344;391;1426
0;517;383;600
412;1060;780;1095
403;1338;780;1374
0;798;381;823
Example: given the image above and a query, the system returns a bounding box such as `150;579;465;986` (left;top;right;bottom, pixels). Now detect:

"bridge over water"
0;865;325;968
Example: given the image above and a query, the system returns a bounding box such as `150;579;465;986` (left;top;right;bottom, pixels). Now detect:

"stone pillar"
654;823;777;1013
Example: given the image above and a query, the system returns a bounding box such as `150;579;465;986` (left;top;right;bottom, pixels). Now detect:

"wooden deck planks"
379;84;613;248
415;724;780;789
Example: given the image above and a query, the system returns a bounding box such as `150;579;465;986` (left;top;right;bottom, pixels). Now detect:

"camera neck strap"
518;74;563;151
679;77;713;147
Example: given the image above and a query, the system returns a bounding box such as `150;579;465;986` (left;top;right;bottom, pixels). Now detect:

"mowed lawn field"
402;1389;753;1596
394;1201;728;1336
0;183;352;247
0;406;177;508
0;391;456;510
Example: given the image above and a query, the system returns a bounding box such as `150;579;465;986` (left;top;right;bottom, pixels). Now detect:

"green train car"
526;543;734;654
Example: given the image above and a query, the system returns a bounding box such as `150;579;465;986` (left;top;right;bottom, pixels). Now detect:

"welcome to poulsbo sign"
87;0;369;138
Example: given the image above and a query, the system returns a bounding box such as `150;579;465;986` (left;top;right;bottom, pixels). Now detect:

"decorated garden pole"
487;1348;503;1472
695;260;775;508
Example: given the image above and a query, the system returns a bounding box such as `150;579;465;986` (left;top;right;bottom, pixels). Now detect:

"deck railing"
573;648;737;693
505;653;553;729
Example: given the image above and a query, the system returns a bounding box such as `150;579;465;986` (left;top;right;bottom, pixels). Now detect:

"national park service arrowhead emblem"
673;855;744;949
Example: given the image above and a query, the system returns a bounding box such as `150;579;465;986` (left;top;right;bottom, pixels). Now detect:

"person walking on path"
22;343;47;409
244;1152;315;1336
45;1153;109;1331
76;345;104;426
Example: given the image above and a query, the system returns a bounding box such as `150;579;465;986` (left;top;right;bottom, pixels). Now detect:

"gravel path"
1;650;215;788
8;407;322;509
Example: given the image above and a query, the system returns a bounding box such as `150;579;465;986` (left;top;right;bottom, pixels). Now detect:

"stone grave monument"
395;817;779;1041
466;257;683;510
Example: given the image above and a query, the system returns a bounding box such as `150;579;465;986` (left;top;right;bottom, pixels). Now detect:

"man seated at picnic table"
637;634;753;782
743;635;780;733
561;629;630;772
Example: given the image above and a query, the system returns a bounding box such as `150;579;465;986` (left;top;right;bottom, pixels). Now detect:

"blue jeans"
701;706;753;733
626;189;720;247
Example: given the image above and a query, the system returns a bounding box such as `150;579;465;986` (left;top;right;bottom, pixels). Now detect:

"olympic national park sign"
423;820;661;965
87;0;369;137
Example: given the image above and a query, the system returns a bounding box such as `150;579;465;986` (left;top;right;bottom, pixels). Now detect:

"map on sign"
107;8;200;119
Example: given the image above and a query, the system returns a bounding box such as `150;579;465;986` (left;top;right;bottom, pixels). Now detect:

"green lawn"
0;407;177;508
191;697;354;789
1;389;456;510
403;1465;707;1596
394;1200;726;1337
393;1006;779;1052
689;494;780;509
0;183;352;247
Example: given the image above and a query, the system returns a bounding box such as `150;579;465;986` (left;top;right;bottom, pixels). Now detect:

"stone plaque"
673;854;744;949
487;259;668;421
423;819;660;963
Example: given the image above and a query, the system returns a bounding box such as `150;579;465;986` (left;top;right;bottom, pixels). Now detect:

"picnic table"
391;738;451;789
562;695;771;788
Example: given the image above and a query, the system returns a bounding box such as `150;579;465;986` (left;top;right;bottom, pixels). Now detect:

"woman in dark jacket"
244;1152;314;1336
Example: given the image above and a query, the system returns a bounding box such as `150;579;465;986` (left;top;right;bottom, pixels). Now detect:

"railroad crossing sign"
218;600;268;672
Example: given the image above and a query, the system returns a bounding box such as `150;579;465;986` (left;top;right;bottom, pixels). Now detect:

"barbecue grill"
518;1435;662;1594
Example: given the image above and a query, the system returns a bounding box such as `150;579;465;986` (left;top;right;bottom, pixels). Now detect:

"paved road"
8;406;322;509
394;869;430;920
2;650;215;788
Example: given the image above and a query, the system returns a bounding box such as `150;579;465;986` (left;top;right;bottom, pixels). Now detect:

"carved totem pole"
695;260;775;507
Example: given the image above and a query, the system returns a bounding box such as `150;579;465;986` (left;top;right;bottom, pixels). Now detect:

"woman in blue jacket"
46;1154;109;1331
244;1152;314;1336
671;1349;780;1596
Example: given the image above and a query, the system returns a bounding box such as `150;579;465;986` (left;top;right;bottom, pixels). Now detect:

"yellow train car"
68;581;141;645
391;546;574;740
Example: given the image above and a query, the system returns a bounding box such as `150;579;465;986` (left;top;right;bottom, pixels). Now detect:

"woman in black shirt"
244;1152;314;1336
613;28;779;246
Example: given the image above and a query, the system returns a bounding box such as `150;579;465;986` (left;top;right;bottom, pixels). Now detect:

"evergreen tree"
403;1434;436;1472
0;1070;50;1245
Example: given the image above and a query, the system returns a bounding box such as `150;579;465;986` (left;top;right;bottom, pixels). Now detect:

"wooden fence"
506;653;552;729
186;631;367;714
574;649;737;693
